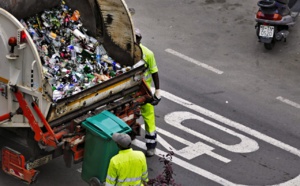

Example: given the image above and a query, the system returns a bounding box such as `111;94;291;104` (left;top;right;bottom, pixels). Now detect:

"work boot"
146;148;156;157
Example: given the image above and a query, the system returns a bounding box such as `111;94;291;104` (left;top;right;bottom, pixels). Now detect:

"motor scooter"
255;0;300;50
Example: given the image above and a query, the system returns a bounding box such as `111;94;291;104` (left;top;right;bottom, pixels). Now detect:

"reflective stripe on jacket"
105;148;148;186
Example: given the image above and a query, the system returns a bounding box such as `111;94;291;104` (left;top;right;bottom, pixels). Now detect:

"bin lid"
82;110;132;140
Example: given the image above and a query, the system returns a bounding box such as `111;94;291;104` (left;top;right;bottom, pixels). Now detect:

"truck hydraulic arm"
0;112;12;122
11;85;66;147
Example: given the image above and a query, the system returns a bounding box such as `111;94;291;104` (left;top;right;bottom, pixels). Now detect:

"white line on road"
157;90;300;186
276;96;300;109
143;125;231;163
78;90;300;185
165;48;224;75
132;139;240;186
161;90;300;157
164;111;259;154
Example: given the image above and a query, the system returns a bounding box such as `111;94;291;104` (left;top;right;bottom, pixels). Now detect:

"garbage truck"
0;0;152;184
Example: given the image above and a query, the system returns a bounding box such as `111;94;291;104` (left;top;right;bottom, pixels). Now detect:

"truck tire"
26;130;45;159
31;171;40;183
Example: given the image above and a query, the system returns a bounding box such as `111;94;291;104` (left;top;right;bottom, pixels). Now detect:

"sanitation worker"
105;133;148;186
135;28;161;157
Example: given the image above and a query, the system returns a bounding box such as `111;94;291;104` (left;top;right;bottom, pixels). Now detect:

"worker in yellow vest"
135;28;161;157
105;133;148;186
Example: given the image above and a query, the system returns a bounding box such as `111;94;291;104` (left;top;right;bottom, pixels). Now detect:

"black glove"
151;89;161;106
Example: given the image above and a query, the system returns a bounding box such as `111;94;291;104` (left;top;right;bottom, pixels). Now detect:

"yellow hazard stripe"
0;77;9;84
67;78;131;107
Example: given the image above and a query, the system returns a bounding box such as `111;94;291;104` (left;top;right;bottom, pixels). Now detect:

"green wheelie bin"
81;110;132;185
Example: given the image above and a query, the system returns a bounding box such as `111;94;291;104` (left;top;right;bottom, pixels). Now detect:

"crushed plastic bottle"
68;45;77;63
28;27;39;41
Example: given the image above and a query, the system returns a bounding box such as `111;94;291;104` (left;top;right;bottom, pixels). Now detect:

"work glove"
151;89;161;106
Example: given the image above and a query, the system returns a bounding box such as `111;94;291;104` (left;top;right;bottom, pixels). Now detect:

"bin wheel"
89;177;102;186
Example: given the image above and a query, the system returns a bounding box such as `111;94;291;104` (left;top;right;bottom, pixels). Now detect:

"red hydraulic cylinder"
31;102;58;143
0;113;10;122
13;89;44;142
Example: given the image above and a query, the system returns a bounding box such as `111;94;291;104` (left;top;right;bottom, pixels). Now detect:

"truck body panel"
0;0;144;128
0;1;151;183
0;7;47;127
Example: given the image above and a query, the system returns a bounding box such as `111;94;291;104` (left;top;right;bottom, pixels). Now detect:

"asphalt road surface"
1;0;300;186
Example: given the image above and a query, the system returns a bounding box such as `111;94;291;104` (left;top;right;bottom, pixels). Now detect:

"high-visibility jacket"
105;148;148;186
140;44;158;88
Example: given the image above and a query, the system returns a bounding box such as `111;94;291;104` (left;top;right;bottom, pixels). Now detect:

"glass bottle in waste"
96;45;101;66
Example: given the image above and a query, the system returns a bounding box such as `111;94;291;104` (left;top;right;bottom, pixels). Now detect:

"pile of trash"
20;1;131;102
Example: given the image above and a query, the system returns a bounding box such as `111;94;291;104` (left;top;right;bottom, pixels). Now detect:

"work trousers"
141;103;157;149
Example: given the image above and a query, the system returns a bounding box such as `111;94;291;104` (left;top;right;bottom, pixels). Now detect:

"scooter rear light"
256;11;265;19
256;11;282;21
272;13;282;21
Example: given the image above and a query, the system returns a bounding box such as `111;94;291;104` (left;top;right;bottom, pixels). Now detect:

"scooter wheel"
264;43;274;50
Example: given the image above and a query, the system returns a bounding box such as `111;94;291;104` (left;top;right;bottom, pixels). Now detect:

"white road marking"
78;88;300;185
132;139;239;186
276;96;300;109
134;137;300;186
165;48;224;74
142;125;231;163
137;89;300;186
161;90;300;157
165;111;259;153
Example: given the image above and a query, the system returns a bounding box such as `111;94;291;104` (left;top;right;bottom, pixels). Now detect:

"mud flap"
259;37;273;43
